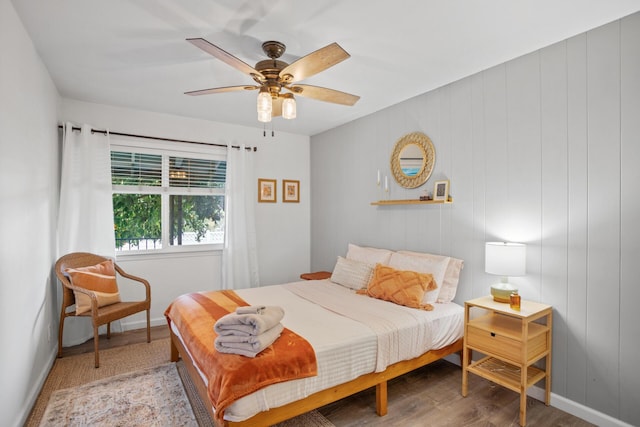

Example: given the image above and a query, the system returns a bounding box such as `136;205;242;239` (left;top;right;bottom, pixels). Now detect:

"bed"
166;246;465;427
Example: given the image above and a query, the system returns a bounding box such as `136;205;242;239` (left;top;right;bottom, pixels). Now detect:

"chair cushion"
66;259;121;315
362;264;436;310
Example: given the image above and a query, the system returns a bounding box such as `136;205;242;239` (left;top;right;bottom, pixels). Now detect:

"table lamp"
485;242;526;302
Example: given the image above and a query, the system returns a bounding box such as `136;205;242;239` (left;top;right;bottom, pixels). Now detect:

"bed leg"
376;381;388;416
170;337;179;362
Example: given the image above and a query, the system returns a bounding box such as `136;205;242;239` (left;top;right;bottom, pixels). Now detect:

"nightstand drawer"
467;325;522;362
466;314;549;363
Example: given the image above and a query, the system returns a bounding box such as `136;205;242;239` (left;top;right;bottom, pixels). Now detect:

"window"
111;144;226;252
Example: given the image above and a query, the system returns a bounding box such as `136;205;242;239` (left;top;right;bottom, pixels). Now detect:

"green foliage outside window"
169;195;224;244
113;194;161;249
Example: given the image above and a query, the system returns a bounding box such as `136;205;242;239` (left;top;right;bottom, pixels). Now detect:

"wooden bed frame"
170;328;463;427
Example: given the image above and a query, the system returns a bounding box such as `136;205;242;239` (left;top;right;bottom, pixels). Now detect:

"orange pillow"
65;259;121;315
363;264;436;310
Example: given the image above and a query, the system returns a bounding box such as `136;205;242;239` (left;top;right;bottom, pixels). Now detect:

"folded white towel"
214;323;284;358
236;305;266;315
214;306;285;336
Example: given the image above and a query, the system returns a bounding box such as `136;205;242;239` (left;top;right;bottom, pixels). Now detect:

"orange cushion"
66;259;121;314
363;264;436;310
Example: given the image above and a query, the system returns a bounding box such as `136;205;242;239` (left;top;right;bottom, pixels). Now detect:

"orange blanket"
165;290;318;424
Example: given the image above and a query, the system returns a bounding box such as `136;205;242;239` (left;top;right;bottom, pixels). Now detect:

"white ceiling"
11;1;640;136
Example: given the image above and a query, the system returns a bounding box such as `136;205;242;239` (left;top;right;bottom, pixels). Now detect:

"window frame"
110;136;227;257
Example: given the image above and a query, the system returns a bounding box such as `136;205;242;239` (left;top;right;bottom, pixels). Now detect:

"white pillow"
387;252;449;304
330;256;374;290
398;250;464;303
346;243;394;265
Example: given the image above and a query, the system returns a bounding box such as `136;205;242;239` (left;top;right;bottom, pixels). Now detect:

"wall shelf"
370;197;453;206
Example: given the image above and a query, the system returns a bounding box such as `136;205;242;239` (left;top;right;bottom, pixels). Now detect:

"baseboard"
538;388;634;427
16;346;57;427
445;354;632;427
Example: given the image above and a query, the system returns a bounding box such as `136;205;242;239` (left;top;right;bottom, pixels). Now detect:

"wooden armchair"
55;252;151;368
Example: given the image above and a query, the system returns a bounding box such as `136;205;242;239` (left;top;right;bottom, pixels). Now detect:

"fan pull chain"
262;123;275;138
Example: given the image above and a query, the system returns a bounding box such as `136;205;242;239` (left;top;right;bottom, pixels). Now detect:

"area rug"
40;358;335;427
39;363;196;426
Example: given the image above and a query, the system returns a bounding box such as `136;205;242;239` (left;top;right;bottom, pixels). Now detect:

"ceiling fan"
184;38;360;122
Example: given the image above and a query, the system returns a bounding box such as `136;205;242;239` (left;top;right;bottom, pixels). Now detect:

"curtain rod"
57;125;257;152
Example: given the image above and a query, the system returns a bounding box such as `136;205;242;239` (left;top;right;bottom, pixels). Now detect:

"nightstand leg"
545;311;553;406
461;305;470;397
520;366;527;426
545;353;552;406
461;347;469;396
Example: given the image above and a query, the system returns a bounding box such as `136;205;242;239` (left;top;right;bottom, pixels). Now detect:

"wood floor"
67;326;594;427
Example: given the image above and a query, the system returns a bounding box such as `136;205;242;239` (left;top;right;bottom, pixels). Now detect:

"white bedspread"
285;281;437;372
172;280;463;422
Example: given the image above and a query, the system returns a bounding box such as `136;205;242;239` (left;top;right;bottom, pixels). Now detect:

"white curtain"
57;122;116;346
222;144;259;289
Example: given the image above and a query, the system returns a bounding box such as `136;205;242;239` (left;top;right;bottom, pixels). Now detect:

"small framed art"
282;179;300;203
258;178;277;203
433;180;450;202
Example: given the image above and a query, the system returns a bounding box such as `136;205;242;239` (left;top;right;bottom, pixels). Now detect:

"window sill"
115;246;222;262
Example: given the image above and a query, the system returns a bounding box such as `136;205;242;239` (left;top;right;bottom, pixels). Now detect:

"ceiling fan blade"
279;43;350;84
184;85;259;96
187;38;265;81
272;97;283;117
288;84;360;106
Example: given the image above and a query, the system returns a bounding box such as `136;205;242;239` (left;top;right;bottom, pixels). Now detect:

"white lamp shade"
485;242;526;277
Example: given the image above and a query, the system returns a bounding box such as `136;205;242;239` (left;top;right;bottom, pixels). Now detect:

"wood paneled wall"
310;13;640;425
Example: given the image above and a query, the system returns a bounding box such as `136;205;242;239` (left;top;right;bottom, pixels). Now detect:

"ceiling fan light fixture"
185;37;359;125
257;109;272;123
282;93;296;120
257;87;272;114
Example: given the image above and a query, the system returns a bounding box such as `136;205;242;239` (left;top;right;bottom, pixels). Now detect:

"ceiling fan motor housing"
262;40;286;59
255;59;288;97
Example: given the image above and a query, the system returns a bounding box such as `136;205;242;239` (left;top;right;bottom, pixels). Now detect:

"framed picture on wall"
258;178;277;203
282;179;300;203
433;180;450;202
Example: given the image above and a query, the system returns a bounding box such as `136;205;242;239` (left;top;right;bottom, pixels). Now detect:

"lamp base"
491;282;518;303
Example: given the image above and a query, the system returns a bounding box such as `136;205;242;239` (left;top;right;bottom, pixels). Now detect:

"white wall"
0;1;61;426
310;12;640;427
60;99;311;331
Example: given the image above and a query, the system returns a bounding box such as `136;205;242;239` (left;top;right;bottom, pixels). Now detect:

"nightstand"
461;295;552;426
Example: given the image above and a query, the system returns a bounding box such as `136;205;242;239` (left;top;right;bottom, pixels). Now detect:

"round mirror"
390;132;435;188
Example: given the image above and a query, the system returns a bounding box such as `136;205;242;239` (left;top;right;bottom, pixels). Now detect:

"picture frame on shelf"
433;180;450;202
282;179;300;203
258;178;277;203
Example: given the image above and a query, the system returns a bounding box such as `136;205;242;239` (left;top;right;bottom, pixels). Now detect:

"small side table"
461;295;552;426
299;271;332;280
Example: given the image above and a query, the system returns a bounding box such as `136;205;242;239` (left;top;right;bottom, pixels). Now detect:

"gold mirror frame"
390;132;435;189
